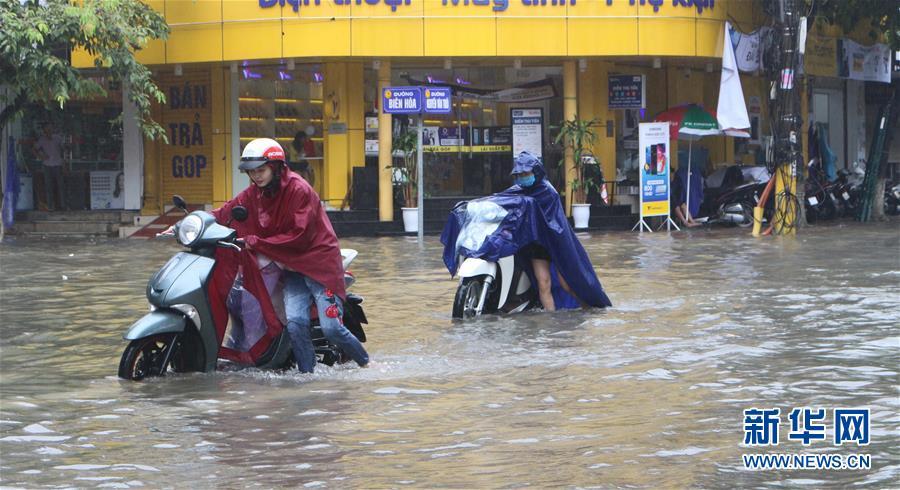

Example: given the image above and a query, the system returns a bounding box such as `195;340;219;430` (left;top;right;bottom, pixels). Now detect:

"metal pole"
417;116;424;244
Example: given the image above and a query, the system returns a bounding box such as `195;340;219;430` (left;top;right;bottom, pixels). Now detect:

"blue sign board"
423;87;452;113
382;87;423;114
608;74;646;109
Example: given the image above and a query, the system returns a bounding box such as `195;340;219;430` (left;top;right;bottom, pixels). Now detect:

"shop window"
18;79;124;211
238;65;323;191
379;64;562;198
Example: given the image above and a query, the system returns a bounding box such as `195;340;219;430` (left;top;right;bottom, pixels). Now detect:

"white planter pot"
401;207;419;232
572;203;591;229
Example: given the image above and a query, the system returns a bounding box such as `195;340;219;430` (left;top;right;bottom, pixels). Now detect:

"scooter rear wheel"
118;334;179;381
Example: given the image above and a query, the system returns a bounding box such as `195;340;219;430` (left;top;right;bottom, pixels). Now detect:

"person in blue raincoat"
441;151;612;311
508;154;579;310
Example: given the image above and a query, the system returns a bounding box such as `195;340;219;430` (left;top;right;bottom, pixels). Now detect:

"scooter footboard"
123;310;186;340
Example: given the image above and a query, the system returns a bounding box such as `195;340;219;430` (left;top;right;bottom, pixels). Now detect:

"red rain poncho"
212;162;346;299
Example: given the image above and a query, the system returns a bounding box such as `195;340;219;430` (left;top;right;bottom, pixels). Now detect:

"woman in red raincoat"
214;138;369;373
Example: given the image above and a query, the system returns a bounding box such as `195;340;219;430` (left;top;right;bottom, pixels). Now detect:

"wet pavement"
1;223;898;488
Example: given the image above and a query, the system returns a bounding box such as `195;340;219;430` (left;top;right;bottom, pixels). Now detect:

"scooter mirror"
231;206;249;222
172;195;188;212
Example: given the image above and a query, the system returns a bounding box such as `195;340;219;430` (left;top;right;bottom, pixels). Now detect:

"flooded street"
1;224;898;488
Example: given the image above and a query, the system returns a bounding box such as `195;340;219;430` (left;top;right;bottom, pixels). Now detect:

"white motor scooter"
450;200;537;319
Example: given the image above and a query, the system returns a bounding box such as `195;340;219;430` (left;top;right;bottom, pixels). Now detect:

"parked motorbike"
804;158;839;223
118;196;368;381
697;166;772;227
831;166;865;218
450;199;537;319
885;182;900;216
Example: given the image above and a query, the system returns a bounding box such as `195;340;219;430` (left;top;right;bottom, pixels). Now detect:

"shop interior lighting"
513;59;522;70
242;69;263;79
313;72;324;83
579;58;588;72
174;64;183;76
239;97;264;102
287;59;295;71
652;57;662;69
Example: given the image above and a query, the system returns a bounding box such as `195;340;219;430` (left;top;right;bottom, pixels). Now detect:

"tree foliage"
807;0;900;50
0;0;169;140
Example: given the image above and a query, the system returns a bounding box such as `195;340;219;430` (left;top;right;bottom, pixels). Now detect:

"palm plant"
553;117;600;204
390;129;418;208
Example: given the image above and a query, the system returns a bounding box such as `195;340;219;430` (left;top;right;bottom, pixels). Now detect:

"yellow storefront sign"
642;200;670;217
73;0;730;65
425;145;512;153
805;35;838;78
158;71;213;205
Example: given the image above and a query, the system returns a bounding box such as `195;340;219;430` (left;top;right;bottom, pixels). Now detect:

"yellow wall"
72;0;768;211
73;0;752;65
157;70;214;204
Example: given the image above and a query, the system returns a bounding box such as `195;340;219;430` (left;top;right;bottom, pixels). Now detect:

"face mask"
515;175;536;187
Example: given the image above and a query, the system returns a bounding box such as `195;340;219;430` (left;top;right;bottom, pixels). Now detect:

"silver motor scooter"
118;196;367;380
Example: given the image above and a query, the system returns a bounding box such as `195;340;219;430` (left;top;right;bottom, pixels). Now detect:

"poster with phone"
638;123;670;217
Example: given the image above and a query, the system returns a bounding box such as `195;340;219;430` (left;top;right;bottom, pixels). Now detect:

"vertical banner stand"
633;122;679;233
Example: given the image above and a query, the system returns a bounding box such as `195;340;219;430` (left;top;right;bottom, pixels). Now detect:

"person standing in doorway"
289;131;316;187
34;124;67;211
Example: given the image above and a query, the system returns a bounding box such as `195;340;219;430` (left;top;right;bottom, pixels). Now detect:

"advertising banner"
638;123;671;218
511;108;543;158
90;171;125;210
839;40;892;83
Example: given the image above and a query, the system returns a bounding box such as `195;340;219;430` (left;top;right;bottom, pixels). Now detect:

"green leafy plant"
553;117;600;204
389;129;418;208
0;0;169;141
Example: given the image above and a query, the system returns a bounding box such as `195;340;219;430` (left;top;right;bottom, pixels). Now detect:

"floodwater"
1;223;898;489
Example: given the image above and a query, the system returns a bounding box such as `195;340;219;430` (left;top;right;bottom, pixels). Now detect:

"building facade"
48;0;891;221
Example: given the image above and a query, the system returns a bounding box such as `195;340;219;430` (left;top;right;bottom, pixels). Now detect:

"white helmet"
240;138;286;171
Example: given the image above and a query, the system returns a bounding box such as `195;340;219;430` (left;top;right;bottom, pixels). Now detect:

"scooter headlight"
177;215;204;246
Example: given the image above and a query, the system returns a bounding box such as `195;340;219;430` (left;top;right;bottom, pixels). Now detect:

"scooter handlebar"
217;239;243;252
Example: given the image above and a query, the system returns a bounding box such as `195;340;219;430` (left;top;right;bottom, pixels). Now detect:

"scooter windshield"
455;200;509;256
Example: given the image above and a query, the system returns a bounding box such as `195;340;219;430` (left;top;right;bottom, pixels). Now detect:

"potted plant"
390;129;419;232
554;117;600;229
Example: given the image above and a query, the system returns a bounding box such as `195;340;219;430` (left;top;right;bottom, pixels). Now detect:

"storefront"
7;77;127;212
70;0;768;219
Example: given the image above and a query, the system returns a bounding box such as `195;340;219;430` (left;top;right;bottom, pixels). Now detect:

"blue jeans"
283;271;369;373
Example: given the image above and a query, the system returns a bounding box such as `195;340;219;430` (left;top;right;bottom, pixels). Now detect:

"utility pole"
769;0;804;235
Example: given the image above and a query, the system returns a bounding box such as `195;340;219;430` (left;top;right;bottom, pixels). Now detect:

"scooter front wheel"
118;333;179;381
452;276;487;319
